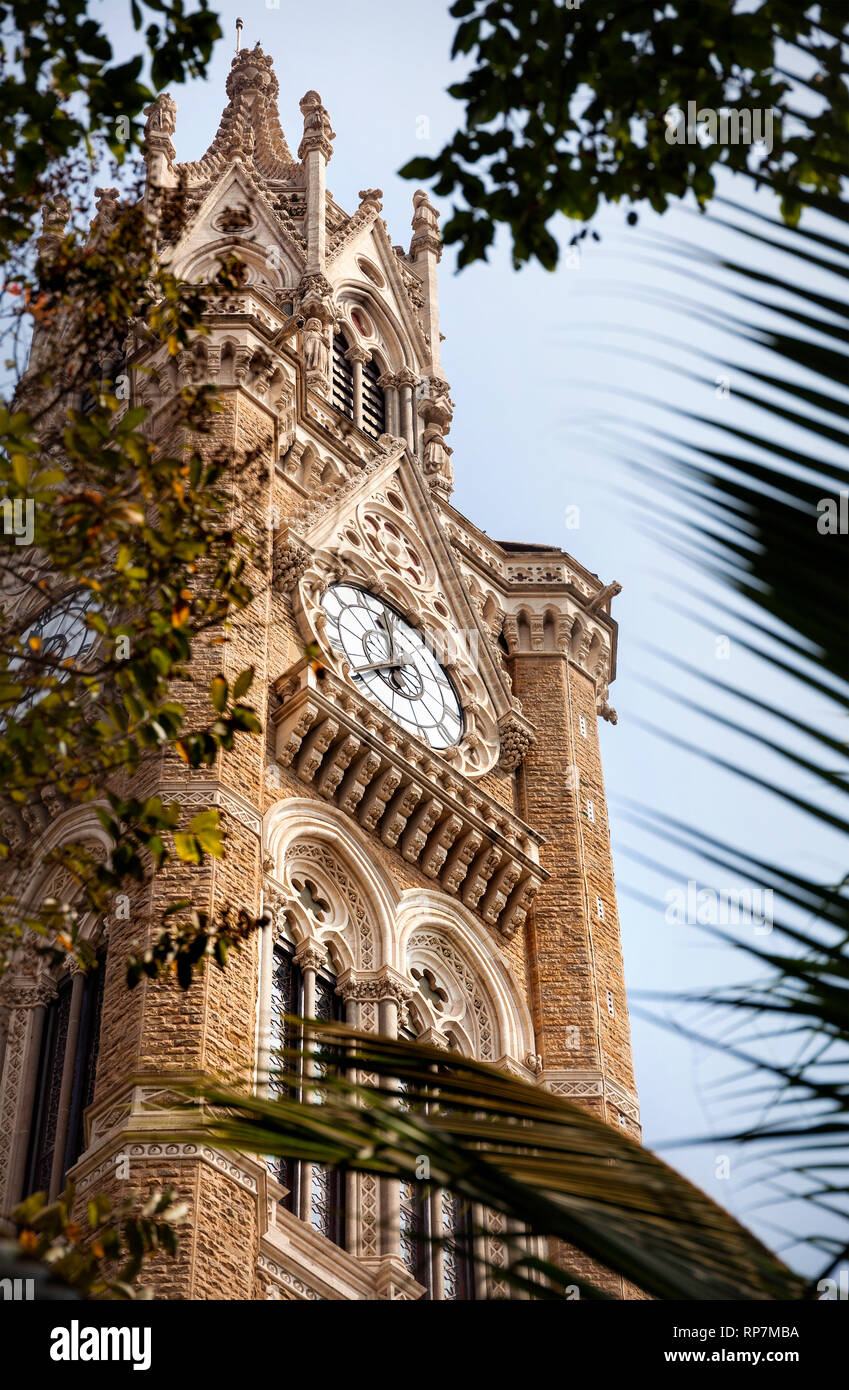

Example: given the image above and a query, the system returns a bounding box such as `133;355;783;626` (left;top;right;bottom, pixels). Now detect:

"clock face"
320;584;464;750
24;592;95;671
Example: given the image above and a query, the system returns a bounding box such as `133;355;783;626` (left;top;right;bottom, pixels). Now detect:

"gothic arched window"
397;1019;477;1299
361;357;386;439
268;938;346;1248
331;334;355;422
24;947;107;1198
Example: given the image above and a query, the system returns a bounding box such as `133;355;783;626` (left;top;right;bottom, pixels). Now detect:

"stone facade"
0;45;638;1300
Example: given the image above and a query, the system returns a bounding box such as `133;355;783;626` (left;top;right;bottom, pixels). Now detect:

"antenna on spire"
235;17;243;53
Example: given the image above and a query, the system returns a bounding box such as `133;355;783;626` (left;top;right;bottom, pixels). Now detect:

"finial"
236;17;243;53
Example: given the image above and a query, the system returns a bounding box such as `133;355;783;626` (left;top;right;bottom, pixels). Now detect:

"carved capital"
294;938;327;974
337;969;414;1007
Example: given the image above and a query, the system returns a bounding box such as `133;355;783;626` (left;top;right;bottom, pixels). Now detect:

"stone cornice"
271;669;545;940
542;1068;640;1126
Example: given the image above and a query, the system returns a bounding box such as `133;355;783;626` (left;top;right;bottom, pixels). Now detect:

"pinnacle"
181;42;296;182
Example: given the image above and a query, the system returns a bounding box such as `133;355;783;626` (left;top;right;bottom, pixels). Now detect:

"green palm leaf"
162;1025;806;1301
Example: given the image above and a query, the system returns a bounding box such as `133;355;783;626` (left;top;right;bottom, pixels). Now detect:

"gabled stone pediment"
165;161;306;288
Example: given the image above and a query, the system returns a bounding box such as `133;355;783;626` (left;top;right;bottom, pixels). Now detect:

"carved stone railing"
271;666;546;939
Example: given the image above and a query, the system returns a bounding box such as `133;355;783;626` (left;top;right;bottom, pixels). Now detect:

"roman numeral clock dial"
320;584;464;751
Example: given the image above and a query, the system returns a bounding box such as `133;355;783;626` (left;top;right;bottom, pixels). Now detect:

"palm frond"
161;1025;806;1301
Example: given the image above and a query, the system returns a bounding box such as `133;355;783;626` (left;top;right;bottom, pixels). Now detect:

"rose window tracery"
361;510;428;589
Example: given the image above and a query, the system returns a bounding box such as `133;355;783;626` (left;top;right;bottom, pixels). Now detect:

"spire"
180;44;296;185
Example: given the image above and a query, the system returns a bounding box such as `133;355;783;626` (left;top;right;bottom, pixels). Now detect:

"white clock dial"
24;592;95;671
320;584;464;750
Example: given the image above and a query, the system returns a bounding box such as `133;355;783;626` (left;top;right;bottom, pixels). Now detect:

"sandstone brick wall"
511;654;635;1094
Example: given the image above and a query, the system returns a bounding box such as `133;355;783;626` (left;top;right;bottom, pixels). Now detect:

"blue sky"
105;0;847;1276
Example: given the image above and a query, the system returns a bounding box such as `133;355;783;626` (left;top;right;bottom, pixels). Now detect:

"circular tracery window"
362;510;428;589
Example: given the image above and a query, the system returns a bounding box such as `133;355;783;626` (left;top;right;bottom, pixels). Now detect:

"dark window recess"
400;1180;431;1294
25;976;72;1196
441;1189;475;1301
361;358;386;439
268;944;300;1204
64;950;107;1175
331;335;355;421
24;951;106;1197
268;942;346;1249
397;1027;477;1299
80;354;127;415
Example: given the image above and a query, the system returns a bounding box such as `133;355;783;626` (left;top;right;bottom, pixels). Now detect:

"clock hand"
352;659;403;674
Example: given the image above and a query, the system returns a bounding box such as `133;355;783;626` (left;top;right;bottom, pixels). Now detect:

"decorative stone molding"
542;1069;641;1127
496;711;536;773
74;1141;261;1198
360;1254;426;1301
259;1252;321;1301
326;189;383;265
156;779;262;836
272;667;544;941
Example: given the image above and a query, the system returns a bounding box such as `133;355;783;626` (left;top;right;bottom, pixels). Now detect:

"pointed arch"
263;799;399;970
396;890;535;1067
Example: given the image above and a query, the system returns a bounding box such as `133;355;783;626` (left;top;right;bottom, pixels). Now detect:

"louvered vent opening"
332;335;355;421
361;358;386;439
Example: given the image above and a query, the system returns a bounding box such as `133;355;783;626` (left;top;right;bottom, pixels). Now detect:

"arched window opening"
268;939;346;1248
440;1189;475;1301
361;357;386;439
331;334;354;422
24;947;107;1199
397;1015;477;1299
80;353;127;415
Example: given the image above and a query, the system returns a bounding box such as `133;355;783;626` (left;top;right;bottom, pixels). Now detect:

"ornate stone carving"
143;92;177;148
421;423;453;495
496;712;536;773
296;272;335;323
94;187;120;234
302;318;330;379
410;189;442;261
271;672;544;937
298;90;335;163
596;682;618;725
272;532;311;592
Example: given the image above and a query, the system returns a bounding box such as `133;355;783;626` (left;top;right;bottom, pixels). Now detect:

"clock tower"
0;45;639;1300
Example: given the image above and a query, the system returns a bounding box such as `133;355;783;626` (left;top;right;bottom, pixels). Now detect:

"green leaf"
209;675;228;713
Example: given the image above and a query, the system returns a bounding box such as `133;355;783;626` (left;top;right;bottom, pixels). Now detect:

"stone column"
396;368;418;450
410;190;443;375
345;343;371;432
255;907;274;1096
298;91;335;277
295;939;324;1226
378;372;399;436
3;978;54;1207
49;969;85;1199
379;989;401;1259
